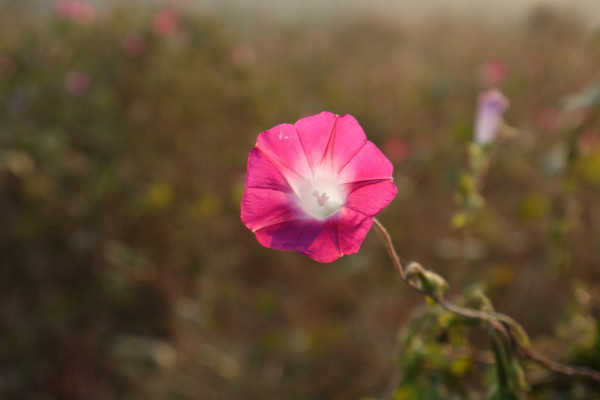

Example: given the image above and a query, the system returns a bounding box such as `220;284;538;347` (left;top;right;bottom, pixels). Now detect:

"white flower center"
297;178;345;220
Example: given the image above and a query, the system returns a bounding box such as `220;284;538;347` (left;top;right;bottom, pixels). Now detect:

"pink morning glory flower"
474;89;509;145
241;111;397;263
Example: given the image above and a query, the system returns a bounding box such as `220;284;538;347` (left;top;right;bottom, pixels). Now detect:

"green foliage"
396;303;476;399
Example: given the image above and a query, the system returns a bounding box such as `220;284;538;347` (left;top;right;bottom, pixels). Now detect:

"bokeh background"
2;0;600;399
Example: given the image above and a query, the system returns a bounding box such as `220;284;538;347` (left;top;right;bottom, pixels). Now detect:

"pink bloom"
54;0;72;17
480;59;508;86
241;112;397;263
231;42;255;66
474;89;509;145
121;34;146;58
65;70;90;96
536;107;561;132
69;1;96;24
578;131;600;156
383;137;409;163
152;9;178;36
0;55;17;78
54;0;96;25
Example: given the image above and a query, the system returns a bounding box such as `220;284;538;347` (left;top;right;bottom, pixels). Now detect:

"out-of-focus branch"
372;217;600;384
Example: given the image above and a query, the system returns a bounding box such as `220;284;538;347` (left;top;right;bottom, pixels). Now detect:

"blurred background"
1;0;600;399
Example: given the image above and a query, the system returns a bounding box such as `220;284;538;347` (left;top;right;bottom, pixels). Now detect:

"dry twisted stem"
372;218;600;384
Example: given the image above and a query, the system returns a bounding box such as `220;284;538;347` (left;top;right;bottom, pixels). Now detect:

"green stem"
490;329;511;390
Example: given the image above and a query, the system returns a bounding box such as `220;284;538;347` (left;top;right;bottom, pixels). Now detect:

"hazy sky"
191;0;600;27
9;0;600;28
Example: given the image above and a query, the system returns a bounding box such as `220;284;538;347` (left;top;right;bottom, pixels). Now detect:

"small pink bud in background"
152;9;178;36
54;0;96;25
70;1;96;25
54;0;71;17
474;89;509;145
0;55;17;78
480;59;508;87
121;34;146;58
536;107;562;132
578;131;600;156
383;138;409;163
65;70;90;96
231;42;255;66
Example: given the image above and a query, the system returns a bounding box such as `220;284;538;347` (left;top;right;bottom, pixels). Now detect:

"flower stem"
372;217;600;384
372;218;405;280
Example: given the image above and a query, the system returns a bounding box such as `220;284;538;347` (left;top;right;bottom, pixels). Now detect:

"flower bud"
474;89;509;146
406;262;449;298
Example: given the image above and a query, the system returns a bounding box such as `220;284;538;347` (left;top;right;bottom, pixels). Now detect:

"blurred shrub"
0;2;599;399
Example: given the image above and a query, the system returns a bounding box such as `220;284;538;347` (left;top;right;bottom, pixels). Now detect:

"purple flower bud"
474;89;509;145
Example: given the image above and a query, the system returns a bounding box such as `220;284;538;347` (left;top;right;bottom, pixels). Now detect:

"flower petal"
244;148;293;192
241;188;305;232
294;111;337;173
317;113;368;177
255;123;312;183
305;218;342;262
344;180;397;216
254;218;342;262
338;206;374;255
338;141;394;183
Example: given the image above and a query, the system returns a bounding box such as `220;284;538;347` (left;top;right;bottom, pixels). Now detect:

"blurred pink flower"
54;0;96;25
578;131;600;156
241;112;397;262
0;55;17;78
54;0;71;17
65;70;90;96
231;42;255;66
152;9;178;36
481;59;508;86
384;137;409;163
536;107;561;132
121;34;146;58
70;1;96;24
474;89;509;145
